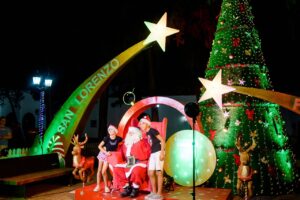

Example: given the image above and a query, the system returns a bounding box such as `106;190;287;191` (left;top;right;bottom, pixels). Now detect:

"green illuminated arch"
29;40;150;155
29;12;180;156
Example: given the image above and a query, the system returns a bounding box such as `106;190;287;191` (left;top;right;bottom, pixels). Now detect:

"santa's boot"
130;187;139;198
120;185;132;197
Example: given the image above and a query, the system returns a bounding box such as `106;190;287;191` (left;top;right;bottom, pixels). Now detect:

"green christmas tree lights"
199;0;298;197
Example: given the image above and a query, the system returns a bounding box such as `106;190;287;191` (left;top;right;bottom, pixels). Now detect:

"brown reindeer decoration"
71;133;95;183
235;134;256;199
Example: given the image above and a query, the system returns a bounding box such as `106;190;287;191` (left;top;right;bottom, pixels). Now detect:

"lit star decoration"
235;120;241;126
250;130;257;138
143;12;179;52
207;116;213;124
238;79;245;85
223;111;230;118
224;175;231;184
264;122;269;128
198;70;236;109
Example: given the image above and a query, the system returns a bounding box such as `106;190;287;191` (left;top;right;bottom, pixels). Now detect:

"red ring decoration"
117;96;203;138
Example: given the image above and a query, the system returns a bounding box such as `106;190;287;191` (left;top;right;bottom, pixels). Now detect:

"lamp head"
184;102;200;119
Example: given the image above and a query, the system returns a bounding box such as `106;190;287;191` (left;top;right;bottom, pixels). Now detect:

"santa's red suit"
113;131;151;190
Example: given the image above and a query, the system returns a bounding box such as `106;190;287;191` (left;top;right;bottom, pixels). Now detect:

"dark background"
1;0;298;112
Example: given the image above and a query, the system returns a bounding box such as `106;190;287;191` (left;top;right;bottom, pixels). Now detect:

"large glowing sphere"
164;130;216;186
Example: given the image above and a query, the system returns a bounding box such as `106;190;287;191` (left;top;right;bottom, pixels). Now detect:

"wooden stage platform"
75;183;233;200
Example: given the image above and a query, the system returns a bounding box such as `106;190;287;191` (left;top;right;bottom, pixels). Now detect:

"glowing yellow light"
144;12;179;52
198;70;236;109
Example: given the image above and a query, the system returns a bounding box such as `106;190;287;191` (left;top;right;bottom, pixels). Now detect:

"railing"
0;148;30;158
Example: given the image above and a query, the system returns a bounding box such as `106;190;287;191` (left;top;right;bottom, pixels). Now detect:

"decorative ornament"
221;48;227;54
263;122;269;128
207;116;213;124
164;130;216;186
123;88;136;106
223;111;230;118
250;130;257;138
235;135;256;198
144;12;179;52
209;129;217;140
260;156;268;164
232;38;240;47
235;120;241;126
245;109;255;120
198;70;236;109
232;86;300;115
47;133;65;158
239;3;246;12
239;79;245;85
225;3;231;7
245;49;252;56
254;77;260;87
218;167;223;172
71;134;95;183
38;11;180;156
229;54;234;59
224;175;231;184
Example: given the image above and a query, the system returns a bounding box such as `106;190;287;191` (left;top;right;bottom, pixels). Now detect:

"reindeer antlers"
235;134;243;152
71;133;88;146
246;137;256;152
71;134;79;145
235;134;256;153
79;133;88;146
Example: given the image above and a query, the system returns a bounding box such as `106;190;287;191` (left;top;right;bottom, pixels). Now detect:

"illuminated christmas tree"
199;0;298;197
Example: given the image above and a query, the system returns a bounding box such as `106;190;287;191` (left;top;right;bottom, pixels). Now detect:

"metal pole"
192;117;196;200
39;90;45;154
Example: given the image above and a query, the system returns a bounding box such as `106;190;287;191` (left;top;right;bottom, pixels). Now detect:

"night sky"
1;0;298;111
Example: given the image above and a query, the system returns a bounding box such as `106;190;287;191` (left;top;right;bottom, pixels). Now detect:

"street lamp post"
32;75;53;154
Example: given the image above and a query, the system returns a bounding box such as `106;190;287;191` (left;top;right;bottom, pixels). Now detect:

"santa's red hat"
130;118;139;127
108;125;118;133
139;115;151;126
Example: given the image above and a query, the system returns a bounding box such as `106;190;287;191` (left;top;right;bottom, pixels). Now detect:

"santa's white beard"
124;130;142;147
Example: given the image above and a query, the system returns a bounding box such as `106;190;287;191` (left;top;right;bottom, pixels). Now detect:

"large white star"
143;12;179;52
198;70;236;109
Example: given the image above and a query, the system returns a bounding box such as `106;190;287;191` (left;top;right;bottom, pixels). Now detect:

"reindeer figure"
235;134;256;199
71;133;95;183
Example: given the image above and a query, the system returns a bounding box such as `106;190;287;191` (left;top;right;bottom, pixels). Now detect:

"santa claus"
113;125;151;198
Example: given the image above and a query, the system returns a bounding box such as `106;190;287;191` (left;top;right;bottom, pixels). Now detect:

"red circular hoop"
117;96;203;138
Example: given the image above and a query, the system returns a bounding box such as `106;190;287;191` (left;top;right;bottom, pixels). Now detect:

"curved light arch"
198;70;300;115
30;40;149;155
29;12;180;156
233;86;300;115
117;96;203;138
